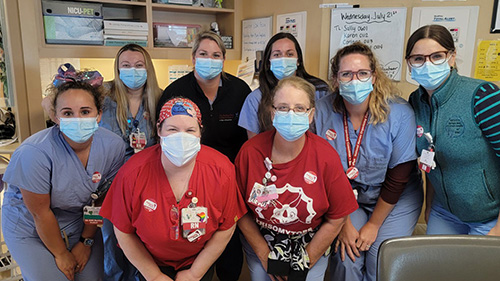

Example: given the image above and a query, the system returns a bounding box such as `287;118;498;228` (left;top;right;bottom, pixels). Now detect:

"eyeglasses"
337;69;373;83
170;205;179;240
406;51;451;68
272;105;311;116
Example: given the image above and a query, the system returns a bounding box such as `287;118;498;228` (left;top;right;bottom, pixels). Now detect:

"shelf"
72;0;147;6
152;3;233;14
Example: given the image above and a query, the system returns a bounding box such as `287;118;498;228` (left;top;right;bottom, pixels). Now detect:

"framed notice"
492;0;500;33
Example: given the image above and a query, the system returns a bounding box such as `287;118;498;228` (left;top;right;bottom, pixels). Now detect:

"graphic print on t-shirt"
266;183;316;226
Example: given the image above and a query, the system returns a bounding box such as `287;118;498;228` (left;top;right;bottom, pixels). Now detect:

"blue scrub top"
2;126;126;239
238;87;330;134
99;96;155;160
315;94;418;188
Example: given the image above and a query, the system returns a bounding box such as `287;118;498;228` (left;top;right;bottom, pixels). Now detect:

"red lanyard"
343;111;369;169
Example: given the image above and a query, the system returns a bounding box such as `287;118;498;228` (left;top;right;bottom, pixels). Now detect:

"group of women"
2;24;500;281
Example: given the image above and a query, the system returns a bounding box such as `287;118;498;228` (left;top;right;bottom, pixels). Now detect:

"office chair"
377;235;500;281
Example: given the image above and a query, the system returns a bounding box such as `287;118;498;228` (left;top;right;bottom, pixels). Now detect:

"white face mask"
160;132;201;167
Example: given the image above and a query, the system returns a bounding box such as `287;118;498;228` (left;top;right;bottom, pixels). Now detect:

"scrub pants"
102;218;139;281
426;203;498;235
241;234;330;281
330;183;423;281
5;228;104;281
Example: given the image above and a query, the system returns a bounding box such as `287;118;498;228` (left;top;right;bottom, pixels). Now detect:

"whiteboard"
241;16;272;61
406;6;479;84
329;7;407;81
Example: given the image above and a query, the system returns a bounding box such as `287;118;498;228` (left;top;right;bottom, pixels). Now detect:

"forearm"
306;217;346;266
367;197;395;228
188;224;236;278
33;209;71;257
80;224;98;239
114;226;169;281
237;213;270;260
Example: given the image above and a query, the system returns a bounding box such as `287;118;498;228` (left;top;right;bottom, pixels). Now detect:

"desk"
0;142;19;155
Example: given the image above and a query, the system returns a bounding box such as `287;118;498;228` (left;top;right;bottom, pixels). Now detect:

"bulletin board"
329;7;407;81
241;16;273;61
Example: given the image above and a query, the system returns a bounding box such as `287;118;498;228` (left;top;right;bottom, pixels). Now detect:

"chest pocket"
366;157;389;170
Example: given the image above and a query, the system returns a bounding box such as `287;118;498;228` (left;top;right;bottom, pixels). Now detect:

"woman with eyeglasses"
406;25;500;236
314;42;423;281
100;97;247;281
236;76;358;281
238;32;330;138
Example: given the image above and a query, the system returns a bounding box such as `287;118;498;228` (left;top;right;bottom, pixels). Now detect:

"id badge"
129;130;147;152
248;182;270;209
419;149;435;173
257;184;278;203
83;206;103;225
181;206;208;242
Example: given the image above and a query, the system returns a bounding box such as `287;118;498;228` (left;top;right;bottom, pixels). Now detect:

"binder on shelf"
104;29;149;36
103;20;148;31
104;40;148;47
103;34;148;41
153;0;193;5
153;23;201;48
42;1;103;45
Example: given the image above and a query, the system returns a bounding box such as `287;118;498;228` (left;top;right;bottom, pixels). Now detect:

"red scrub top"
101;144;247;269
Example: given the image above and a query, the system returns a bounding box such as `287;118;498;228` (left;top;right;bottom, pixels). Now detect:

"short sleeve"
473;82;500;157
323;147;358;219
3;145;52;194
388;102;418;168
100;167;135;234
238;89;262;134
217;165;247;230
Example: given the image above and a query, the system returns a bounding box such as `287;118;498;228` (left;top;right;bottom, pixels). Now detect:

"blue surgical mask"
272;111;310;142
119;68;147;90
270;57;298;80
59;117;99;143
160;132;201;167
339;78;373;105
195;58;223;80
411;61;451;90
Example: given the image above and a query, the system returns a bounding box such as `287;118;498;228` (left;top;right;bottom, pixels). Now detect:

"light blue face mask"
339;78;373;105
160;132;201;167
272;111;310;142
270;57;298;80
59;117;99;143
195;58;224;80
119;68;147;90
411;61;451;91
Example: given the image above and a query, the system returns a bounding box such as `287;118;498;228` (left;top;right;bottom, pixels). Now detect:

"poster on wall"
276;11;307;57
474;40;500;81
407;6;479;85
329;7;407;81
242;16;272;61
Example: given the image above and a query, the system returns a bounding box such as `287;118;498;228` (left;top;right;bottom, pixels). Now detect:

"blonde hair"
272;76;316;109
110;44;161;135
330;42;399;125
191;31;226;59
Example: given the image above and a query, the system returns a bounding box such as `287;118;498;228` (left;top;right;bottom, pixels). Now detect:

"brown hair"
330;42;399;125
257;33;329;132
405;25;456;59
51;80;103;112
191;31;227;59
111;44;161;136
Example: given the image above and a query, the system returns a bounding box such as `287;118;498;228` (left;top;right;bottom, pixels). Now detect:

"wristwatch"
79;236;94;247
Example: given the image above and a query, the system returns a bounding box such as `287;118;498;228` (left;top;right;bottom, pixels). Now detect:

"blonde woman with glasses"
315;42;423;281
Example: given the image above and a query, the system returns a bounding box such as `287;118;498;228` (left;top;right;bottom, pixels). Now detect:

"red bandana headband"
157;97;202;125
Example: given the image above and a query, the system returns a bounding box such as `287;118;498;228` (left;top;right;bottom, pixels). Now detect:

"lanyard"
343;111;369;169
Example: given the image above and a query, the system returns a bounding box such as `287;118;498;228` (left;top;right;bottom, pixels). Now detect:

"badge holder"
248;157;279;209
181;197;208;242
129;127;147;153
419;133;436;173
83;179;112;226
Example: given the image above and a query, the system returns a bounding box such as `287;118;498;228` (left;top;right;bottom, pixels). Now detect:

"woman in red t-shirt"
101;97;247;281
235;76;358;281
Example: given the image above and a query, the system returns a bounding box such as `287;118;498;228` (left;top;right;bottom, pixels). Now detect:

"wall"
242;0;499;98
